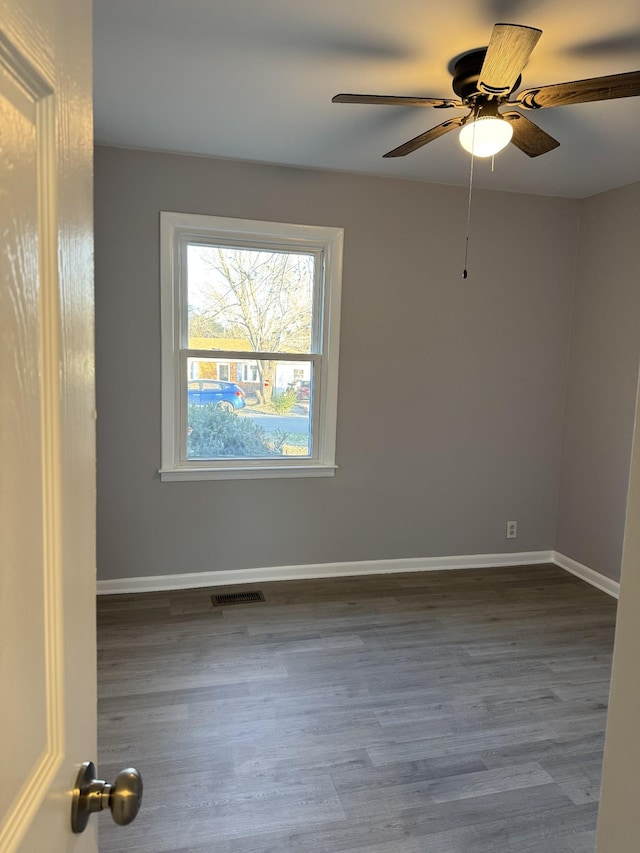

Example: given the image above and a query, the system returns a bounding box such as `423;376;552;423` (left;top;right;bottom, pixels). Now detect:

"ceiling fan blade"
478;23;542;96
513;70;640;109
502;111;560;157
332;93;463;109
383;117;466;157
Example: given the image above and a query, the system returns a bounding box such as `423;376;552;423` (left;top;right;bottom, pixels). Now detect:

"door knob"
71;761;143;834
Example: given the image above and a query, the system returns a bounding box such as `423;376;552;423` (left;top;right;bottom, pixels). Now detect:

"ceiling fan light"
459;116;513;157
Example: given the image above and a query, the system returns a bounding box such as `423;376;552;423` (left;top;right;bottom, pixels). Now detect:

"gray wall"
556;181;640;581
95;146;578;581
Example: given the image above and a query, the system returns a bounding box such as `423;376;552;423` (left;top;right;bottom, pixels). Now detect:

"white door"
0;0;97;850
596;370;640;852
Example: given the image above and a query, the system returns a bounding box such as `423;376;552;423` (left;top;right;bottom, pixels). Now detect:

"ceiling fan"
332;23;640;159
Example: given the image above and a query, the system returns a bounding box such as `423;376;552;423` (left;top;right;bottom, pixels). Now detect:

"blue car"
188;379;246;412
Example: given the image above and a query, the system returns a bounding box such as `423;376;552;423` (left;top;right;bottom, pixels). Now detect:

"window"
237;362;259;383
160;212;343;480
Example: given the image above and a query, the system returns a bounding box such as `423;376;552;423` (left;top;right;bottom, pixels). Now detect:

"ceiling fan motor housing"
452;49;521;101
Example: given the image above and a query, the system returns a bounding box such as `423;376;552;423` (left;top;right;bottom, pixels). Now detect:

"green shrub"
187;404;279;458
271;388;298;414
268;428;289;454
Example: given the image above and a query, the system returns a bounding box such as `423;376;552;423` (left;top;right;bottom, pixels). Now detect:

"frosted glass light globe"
459;116;513;157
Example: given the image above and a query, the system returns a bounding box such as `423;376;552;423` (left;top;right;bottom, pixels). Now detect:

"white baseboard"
97;550;620;599
552;551;620;599
97;550;554;595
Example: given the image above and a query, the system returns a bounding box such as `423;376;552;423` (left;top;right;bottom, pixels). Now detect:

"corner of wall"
553;199;583;552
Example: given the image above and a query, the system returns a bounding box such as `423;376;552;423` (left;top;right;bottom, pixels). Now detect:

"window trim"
159;212;343;481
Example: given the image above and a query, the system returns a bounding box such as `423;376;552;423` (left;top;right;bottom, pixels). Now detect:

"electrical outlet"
506;521;517;539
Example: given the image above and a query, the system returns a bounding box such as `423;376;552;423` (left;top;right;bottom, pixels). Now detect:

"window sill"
159;463;338;482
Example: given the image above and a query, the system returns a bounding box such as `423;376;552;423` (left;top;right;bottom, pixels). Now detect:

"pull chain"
462;121;476;279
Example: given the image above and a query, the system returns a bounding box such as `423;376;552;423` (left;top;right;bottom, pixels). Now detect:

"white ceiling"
93;0;640;198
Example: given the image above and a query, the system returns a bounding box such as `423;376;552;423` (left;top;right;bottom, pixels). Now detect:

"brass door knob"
71;761;143;834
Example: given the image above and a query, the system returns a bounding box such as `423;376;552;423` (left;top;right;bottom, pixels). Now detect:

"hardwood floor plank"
337;761;555;817
404;801;598;852
540;753;604;806
519;829;598;852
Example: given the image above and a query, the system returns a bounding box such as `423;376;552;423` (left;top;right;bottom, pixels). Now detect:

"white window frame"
159;212;343;481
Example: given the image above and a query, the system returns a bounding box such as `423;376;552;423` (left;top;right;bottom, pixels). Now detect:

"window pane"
187;244;315;354
187;357;313;460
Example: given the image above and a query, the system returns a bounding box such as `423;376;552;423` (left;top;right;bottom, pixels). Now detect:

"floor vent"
212;591;265;606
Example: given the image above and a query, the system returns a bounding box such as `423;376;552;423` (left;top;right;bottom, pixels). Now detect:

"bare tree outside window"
189;246;314;404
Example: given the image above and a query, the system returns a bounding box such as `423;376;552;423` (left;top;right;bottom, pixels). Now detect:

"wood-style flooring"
97;565;617;853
